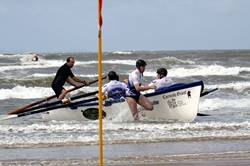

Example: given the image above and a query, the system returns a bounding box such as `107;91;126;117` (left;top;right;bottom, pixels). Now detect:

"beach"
0;139;250;165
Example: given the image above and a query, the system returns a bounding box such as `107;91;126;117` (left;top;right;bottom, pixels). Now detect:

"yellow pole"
98;0;103;165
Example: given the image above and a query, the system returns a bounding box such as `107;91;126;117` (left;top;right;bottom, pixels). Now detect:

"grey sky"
0;0;250;53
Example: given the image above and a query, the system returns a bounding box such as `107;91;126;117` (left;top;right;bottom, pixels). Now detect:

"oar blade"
200;88;218;97
197;113;210;116
0;114;18;121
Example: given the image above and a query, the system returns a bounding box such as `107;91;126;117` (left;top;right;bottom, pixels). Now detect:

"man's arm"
134;83;154;92
131;73;154;92
66;77;80;87
72;76;89;85
148;80;157;89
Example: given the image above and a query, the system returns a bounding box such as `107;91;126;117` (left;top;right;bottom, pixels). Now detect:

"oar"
200;88;218;97
197;113;210;116
197;88;218;116
15;90;98;114
8;76;106;115
1;96;99;120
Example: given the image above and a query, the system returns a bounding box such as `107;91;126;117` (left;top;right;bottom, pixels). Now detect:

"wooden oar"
14;90;99;114
8;76;106;115
1;97;99;120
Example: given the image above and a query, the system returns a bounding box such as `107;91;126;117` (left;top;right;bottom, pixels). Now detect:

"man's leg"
138;95;153;111
126;97;139;120
58;89;67;100
58;89;69;103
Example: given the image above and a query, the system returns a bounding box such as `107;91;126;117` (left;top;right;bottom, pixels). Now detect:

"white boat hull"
42;81;203;122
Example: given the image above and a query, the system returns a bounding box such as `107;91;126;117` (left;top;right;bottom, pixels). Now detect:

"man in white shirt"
102;71;127;100
149;68;174;91
127;59;155;120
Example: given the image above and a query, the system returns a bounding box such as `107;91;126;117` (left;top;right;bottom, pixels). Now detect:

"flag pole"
98;0;103;165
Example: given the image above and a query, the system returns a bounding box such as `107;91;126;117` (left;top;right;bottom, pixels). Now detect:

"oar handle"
66;75;106;93
8;75;106;115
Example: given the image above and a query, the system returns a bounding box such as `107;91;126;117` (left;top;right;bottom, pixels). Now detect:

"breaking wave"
206;81;250;92
143;65;250;77
200;97;250;111
0;121;249;148
149;56;195;65
0;86;98;100
112;51;133;55
0;59;137;72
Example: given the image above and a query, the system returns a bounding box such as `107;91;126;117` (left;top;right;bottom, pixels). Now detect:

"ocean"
0;50;249;165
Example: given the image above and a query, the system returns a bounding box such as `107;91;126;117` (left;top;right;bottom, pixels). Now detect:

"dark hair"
157;68;168;77
108;71;119;81
136;59;147;69
66;57;74;63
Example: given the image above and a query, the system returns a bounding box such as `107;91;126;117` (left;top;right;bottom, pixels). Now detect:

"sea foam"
0;86;98;100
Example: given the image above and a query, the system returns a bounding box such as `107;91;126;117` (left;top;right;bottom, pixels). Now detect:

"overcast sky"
0;0;250;53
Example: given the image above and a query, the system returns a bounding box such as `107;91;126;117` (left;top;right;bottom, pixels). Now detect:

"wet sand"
0;139;249;165
1;156;250;166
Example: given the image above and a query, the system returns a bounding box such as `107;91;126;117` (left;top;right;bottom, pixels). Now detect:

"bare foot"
62;98;71;104
133;111;139;121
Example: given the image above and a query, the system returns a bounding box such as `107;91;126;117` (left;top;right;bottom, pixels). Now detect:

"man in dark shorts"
126;59;154;120
51;57;89;103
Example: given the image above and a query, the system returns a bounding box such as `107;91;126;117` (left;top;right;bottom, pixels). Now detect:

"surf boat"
42;81;212;122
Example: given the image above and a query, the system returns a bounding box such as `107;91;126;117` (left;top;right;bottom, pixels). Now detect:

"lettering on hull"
162;90;187;99
162;90;190;109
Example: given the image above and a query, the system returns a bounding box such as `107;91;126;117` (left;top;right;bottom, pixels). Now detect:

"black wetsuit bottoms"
52;84;65;98
127;94;141;102
51;63;74;98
